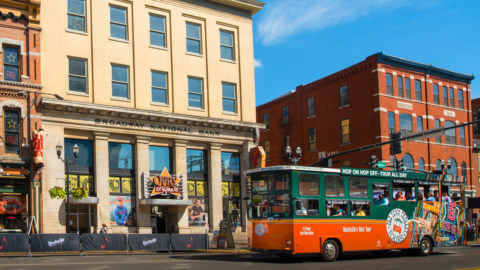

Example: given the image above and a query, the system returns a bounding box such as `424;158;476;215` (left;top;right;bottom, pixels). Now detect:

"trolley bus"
246;166;465;261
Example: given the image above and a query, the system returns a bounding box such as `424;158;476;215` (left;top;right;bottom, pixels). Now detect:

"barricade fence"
0;233;209;255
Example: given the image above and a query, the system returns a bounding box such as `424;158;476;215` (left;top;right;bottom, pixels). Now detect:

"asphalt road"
0;246;478;270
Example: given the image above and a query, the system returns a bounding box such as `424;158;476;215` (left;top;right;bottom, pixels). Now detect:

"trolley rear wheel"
417;237;433;256
322;240;340;262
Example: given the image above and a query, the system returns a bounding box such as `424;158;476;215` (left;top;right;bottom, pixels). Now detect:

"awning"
139;199;192;206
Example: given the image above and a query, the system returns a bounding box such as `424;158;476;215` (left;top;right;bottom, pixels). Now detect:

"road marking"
172;264;191;269
0;259;176;267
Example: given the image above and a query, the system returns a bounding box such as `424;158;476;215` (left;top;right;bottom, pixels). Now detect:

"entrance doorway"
68;204;96;233
151;206;177;234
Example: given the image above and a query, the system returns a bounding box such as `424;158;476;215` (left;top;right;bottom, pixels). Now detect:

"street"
0;246;478;270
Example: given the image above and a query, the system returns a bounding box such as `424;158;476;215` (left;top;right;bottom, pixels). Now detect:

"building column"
174;139;190;234
208;143;222;231
94;132;110;232
240;141;253;232
136;136;151;233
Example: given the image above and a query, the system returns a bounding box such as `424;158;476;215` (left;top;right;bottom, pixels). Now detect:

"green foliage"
49;186;66;199
71;187;88;200
48;186;88;200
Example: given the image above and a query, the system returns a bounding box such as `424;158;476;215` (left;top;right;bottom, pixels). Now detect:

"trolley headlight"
286;240;292;246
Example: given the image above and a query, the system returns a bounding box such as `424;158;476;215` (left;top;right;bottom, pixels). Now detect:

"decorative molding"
0;100;25;118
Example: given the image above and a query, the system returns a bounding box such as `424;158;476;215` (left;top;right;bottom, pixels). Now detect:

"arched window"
436;159;442;170
447;157;457;176
418;158;425;171
342;160;351;167
402;153;414;171
461;162;467;180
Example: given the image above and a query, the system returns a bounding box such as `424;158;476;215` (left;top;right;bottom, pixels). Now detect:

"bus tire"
322;239;340;262
417;237;433;256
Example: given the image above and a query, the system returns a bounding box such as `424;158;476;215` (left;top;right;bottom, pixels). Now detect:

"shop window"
349;176;367;198
149;146;172;173
220;30;234;61
4;109;20;154
221;152;241;227
187;149;208;226
298;173;319;196
109;143;133;170
3;46;20;82
149;14;166;48
324;175;344;197
67;0;86;32
326;199;347;216
295;199;319;216
404;78;411;99
392;181;415;201
350;200;370;216
65;138;95;196
110;5;128;40
372;183;390;206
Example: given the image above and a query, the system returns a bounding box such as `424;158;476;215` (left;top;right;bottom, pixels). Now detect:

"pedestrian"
100;223;108;234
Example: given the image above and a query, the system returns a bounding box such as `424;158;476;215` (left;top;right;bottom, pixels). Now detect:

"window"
449;87;455;107
111;64;129;98
308;128;316;151
65;139;95;196
149;146;172;173
187;149;207;181
459;126;465;146
324;175;344;197
342;160;351;167
326;200;347;216
434;119;442;143
188;77;203;109
4;109;20;154
3;46;19;82
221;152;241;227
350;201;370;216
67;0;86;32
446;158;458;179
393;181;415;201
433;84;440;104
282;135;290;154
443;86;448;106
373;183;390;206
295;199;319;216
341;119;350;144
264;140;270;161
416;116;423;132
109;143;133;170
418;158;425;171
282;106;289;124
397;76;404;98
110;5;127;40
339;85;349;106
221;152;240;181
68;57;87;93
445;121;456;144
458;90;464;109
222;82;236;113
415;79;422;101
402;153;414;171
263;114;270;130
186;22;201;54
298;173;319;196
386;73;393;95
186;149;209;226
151;71;168;104
220;30;234;61
307;97;315;116
149;14;166;48
461;162;467;181
349;177;367;198
404;78;411;99
388;112;396;135
399;113;412;136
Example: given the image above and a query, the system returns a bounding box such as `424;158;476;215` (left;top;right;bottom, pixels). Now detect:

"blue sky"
252;0;480;106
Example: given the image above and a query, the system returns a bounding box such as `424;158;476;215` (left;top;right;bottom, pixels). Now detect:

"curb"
193;249;254;254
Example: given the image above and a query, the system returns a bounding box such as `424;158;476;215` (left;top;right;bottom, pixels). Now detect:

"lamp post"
285;146;302;165
56;143;79;233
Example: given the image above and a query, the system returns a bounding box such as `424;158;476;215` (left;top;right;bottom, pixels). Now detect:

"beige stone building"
39;0;263;236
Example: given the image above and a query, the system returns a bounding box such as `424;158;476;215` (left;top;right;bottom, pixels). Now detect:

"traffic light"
397;159;404;171
369;155;378;169
390;132;402;155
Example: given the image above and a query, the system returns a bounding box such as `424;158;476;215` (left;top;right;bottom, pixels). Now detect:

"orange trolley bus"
246;166;465;261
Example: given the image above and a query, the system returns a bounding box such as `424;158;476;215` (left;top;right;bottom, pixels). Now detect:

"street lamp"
286;146;301;165
56;143;79;233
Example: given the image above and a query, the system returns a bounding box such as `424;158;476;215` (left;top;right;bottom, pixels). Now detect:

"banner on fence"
128;234;170;251
0;233;28;252
170;234;208;251
81;234;127;251
30;234;81;252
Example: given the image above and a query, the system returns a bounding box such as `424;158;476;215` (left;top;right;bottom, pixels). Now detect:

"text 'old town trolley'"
246;166;465;261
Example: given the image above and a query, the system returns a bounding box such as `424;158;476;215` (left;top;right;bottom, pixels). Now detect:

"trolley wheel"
417;237;433;256
322;239;340;262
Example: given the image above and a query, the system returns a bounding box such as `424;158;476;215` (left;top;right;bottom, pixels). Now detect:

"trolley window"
326;199;347;216
349;176;368;198
325;175;345;197
295;199;319;216
373;183;390;206
298;173;319;196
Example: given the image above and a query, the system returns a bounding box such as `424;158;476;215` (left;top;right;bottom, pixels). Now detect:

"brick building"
257;52;476;198
0;0;42;232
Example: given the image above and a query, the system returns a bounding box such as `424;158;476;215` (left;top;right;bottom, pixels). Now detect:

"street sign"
377;161;386;169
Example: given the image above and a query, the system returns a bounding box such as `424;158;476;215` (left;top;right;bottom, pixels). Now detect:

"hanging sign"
150;167;182;197
0;196;25;214
249;146;266;169
33;129;44;167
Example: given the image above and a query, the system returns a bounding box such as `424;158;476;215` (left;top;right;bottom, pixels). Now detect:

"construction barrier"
81;234;127;251
0;233;29;252
170;234;209;251
128;234;170;251
30;234;81;252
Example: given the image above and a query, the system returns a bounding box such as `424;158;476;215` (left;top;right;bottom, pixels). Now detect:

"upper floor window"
308;128;316;151
416;116;423;132
433;84;439;104
149;14;166;48
3;46;19;82
458;90;464;109
111;64;129;98
263;114;270;130
397;76;404;98
443;86;448;106
388;112;395;135
282;106;289;124
449;87;455;107
110;5;128;40
4;109;20;154
386;73;393;95
188;76;203;109
149;146;172;173
404;78;411;99
414;80;422;101
459;126;465;146
264;140;271;161
220;30;234;61
109;142;133;170
434;119;442;143
68;57;87;93
445;121;456;144
282;134;290;154
222;82;237;113
307;97;315;116
151;71;168;104
339;85;349;107
67;0;86;32
341;119;350;144
399;113;412;136
186;22;201;54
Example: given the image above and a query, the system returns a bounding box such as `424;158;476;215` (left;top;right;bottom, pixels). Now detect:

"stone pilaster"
135;136;151;233
208;143;222;231
174;139;190;233
94;132;110;231
240;141;254;232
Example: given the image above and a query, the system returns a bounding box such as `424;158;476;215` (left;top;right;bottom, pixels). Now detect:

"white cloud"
254;58;263;68
257;0;413;46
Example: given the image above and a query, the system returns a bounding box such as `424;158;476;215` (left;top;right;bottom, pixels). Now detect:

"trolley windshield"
248;171;291;219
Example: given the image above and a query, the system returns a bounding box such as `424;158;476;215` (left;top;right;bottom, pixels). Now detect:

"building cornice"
41;98;265;132
209;0;264;15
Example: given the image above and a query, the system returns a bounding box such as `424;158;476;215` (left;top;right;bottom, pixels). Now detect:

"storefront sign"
150;168;182;198
0;196;25;215
94;118;220;136
249;146;266;169
33;129;44;166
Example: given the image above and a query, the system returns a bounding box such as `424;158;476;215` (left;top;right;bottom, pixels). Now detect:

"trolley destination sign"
340;168;427;180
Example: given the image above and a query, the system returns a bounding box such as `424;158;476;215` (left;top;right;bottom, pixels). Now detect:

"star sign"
6;53;17;64
7;119;16;129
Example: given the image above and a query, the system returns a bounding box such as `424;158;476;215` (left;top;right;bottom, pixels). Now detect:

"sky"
252;0;480;106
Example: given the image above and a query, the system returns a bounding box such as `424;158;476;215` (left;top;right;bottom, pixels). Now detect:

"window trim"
149;13;166;48
151;70;168;105
187;76;204;109
219;29;235;61
186;22;202;55
397;76;404;98
449;87;455;108
111;63;130;99
68;56;88;94
67;0;87;33
222;82;237;114
414;79;422;101
4;109;21;155
458;89;464;109
386;73;393;95
109;5;128;41
433;84;439;105
3;45;20;82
